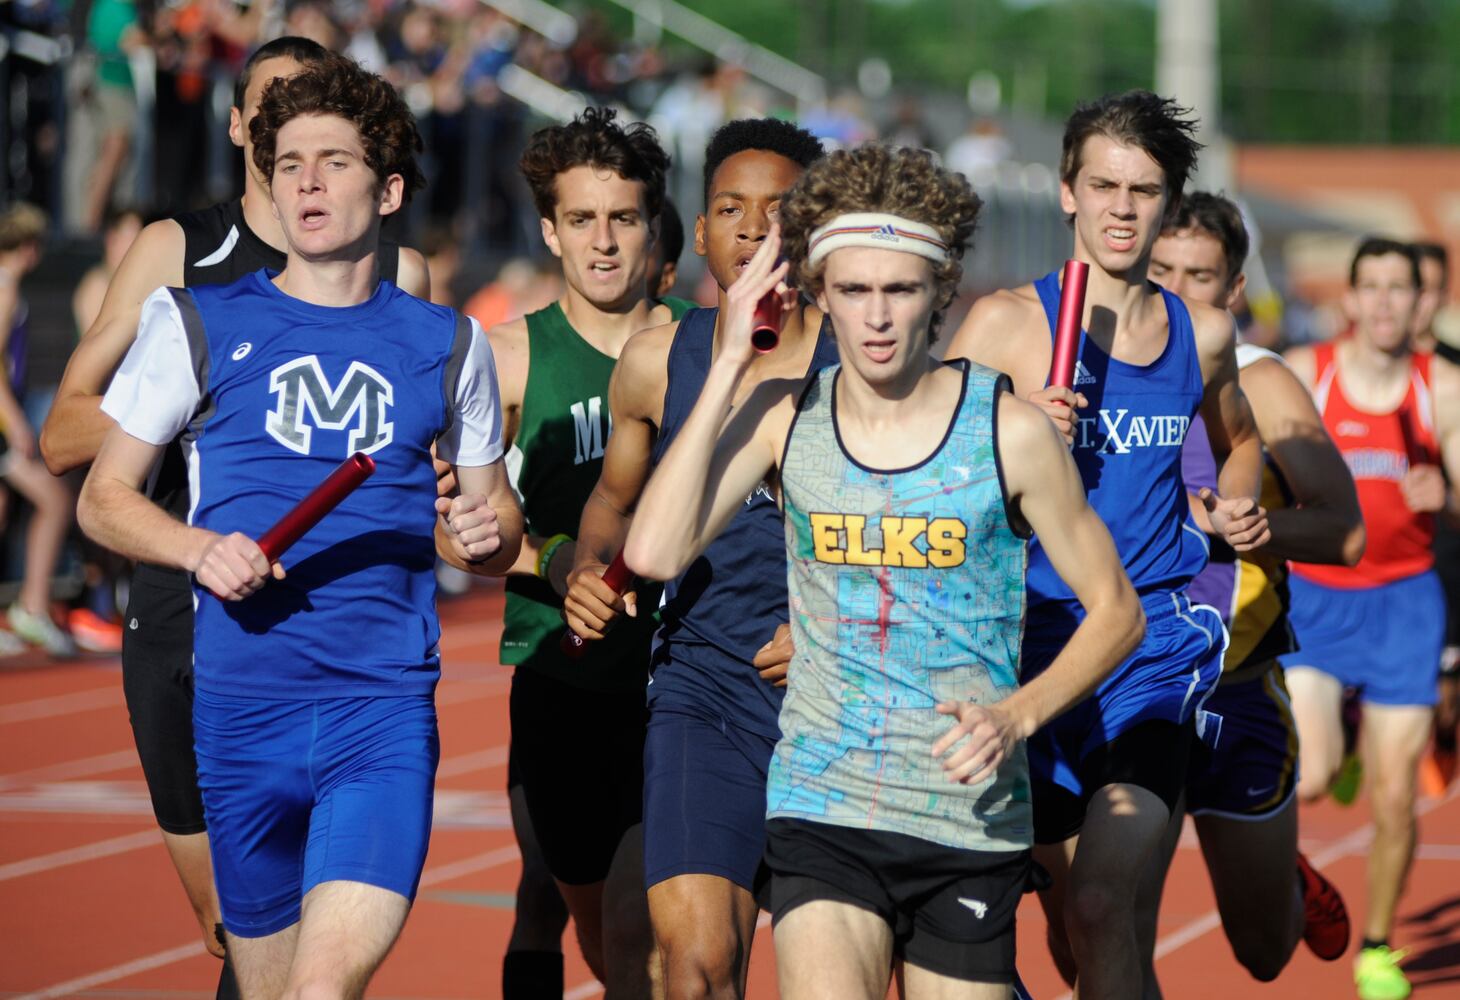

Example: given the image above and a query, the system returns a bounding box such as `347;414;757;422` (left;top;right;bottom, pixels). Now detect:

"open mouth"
587;261;620;278
732;251;757;277
1103;227;1137;252
299;208;329;229
861;339;897;363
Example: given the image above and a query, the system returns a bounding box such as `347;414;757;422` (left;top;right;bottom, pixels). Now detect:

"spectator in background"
73;206;146;334
945;117;1012;180
0;204;77;656
1413;241;1451;355
463;258;562;332
65;0;145;234
884;96;937;153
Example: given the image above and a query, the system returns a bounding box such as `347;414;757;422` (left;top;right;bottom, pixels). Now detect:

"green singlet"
500;297;696;691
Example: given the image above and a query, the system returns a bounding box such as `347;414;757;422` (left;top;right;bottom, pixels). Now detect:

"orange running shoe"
67;608;123;654
1297;852;1350;961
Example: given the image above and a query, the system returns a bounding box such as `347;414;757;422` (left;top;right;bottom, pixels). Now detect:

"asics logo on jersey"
1074;360;1097;386
266;356;395;456
231;342;253;361
570;396;609;465
809;513;967;568
1074;409;1190;455
957;897;988;919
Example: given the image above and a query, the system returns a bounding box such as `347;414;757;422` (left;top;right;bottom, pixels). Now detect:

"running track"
3;582;1458;998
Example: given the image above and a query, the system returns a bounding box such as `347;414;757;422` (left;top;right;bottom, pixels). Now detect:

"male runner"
40;37;429;994
1137;192;1360;986
946;91;1269;1000
78;57;520;998
622;144;1144;1000
486;106;692;997
1283;238;1460;1000
563;117;828;999
1410;241;1460;794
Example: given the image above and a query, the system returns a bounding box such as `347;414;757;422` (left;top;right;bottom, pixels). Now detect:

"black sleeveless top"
143;200;403;576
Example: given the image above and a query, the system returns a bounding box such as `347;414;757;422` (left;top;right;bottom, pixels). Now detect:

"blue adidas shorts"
193;691;439;938
643;697;776;895
1279;571;1445;707
1186;663;1299;819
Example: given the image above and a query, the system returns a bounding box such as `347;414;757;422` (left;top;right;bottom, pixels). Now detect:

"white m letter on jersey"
570;396;608;465
267;356;395;456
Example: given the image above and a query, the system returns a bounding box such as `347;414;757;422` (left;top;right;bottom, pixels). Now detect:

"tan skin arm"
40;219;186;474
396;246;432;301
934;394;1144;784
433;459;524;576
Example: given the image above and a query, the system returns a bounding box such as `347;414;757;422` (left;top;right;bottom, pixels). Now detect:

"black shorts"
121;565;205;835
1032;718;1193;845
766;818;1029;984
508;666;647;886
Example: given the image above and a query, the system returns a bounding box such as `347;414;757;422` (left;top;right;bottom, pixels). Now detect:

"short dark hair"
658;197;684;269
1412;240;1449;286
1162;191;1249;281
233;36;331;110
1061;90;1203;219
250;55;425;202
519;106;670;223
702;118;825;205
1350;237;1421;288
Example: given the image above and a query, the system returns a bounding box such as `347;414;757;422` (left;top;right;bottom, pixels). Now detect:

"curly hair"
249;55;425;202
702;118;824;204
519;107;670;223
1061;90;1202;221
780;145;981;336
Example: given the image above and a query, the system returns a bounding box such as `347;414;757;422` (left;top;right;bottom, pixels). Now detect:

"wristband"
536;533;573;580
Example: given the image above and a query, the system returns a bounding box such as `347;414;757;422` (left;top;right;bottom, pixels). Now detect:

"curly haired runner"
621;144;1145;1000
79;58;521;999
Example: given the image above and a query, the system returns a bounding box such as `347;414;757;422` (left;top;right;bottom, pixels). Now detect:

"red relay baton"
750;290;783;353
257;452;376;563
1049;259;1090;392
560;551;633;658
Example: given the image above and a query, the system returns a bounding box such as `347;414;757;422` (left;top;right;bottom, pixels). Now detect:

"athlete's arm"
561;322;673;638
1193;303;1269;551
946;288;1086;443
1426;354;1460;529
436;460;524;575
624;238;797;581
1243;356;1365;565
40;219;186;474
934;393;1144;785
396;246;432;301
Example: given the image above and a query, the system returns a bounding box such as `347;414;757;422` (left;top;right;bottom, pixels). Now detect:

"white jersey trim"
100;289;203;446
435;316;505;468
193;225;240;269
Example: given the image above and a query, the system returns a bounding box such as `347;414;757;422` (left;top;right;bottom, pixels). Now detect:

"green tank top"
500;297;695;690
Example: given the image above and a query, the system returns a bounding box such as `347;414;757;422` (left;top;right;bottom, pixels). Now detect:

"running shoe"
1296;852;1349;960
1331;752;1363;806
8;604;78;657
1355;945;1411;1000
0;629;26;657
66;608;123;654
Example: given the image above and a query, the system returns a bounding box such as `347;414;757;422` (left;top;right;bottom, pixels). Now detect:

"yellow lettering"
926;518;967;568
810;513;845;564
843;515;883;565
881;516;928;568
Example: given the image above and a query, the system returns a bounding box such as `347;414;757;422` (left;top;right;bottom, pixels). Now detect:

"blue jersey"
102;270;504;698
648;306;839;738
1025;270;1208;617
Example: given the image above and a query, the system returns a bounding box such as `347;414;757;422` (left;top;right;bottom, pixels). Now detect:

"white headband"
807;212;951;266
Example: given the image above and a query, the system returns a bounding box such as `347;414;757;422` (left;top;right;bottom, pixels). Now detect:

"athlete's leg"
1286;666;1346;801
504;782;568;999
774;900;893;1000
225;923;299;1000
5;456;73;622
1360;703;1432;942
277;880;411;999
1193;800;1303;980
160;830;227;957
900;963;1011;1000
556;881;609;983
1061;782;1171;1000
1030;838;1077;988
1132;792;1186;1000
648;874;759;1000
601;823;659;998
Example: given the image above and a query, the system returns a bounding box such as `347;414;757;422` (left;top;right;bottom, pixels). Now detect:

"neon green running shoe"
1355;946;1411;1000
1331;752;1363;806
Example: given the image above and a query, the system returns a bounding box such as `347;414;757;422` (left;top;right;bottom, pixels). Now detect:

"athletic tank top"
773;360;1031;851
649;306;839;738
1026;271;1208;617
500;297;694;692
1292;341;1439;589
0;267;27;395
138;201;404;578
1181;345;1296;671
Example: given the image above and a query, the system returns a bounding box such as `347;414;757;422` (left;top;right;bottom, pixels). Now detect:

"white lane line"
435;745;508;778
0;687;121;725
0;829;160;882
12;941;206;1000
0;749;139;789
418;844;520;887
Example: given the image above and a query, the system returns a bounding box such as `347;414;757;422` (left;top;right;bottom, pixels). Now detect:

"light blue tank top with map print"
772;359;1031;852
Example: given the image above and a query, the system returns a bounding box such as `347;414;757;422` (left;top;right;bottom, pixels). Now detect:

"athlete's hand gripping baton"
750;291;783;353
257;452;376;563
1049;259;1090;392
560;551;634;658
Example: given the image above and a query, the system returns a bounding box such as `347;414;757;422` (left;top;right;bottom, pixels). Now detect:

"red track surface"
3;581;1458;998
